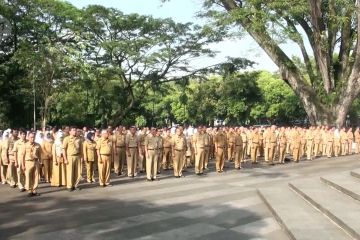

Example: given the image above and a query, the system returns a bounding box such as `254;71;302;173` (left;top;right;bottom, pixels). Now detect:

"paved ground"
0;154;359;240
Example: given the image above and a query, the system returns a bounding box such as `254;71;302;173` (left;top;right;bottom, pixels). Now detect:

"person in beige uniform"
292;127;301;162
333;129;341;157
21;132;41;197
126;126;139;178
4;130;18;188
172;127;187;178
250;128;260;164
340;128;348;155
354;127;360;154
112;126;126;176
156;130;164;174
13;130;27;192
83;132;97;183
40;132;53;183
278;127;287;163
203;127;211;170
214;127;227;172
145;128;160;181
347;128;354;154
264;125;277;164
313;127;321;157
227;128;235;161
162;129;172;170
326;129;334;158
63;127;83;191
233;128;243;169
193;126;206;175
51;131;66;187
97;130;113;187
305;128;314;160
240;127;247;162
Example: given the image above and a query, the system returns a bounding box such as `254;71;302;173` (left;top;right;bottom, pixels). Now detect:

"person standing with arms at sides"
193;126;206;175
40;132;53;183
156;129;164;174
83;132;97;183
278;127;287;164
265;125;277;165
233;128;243;169
21;132;41;197
240;127;248;162
138;128;146;173
250;128;260;164
326;128;334;158
292;127;301;162
172;127;187;178
51;131;66;187
13;129;27;192
354;127;360;154
203;127;211;170
313;127;321;157
0;131;10;185
62;127;83;192
340;128;347;155
96;130;113;187
112;126;126;176
214;127;227;173
4;129;18;188
306;128;314;160
333;128;341;157
347;128;354;155
162;129;173;170
145;128;160;181
126;126;140;178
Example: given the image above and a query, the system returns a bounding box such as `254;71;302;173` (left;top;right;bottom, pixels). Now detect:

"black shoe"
32;192;40;197
20;188;26;192
152;178;159;181
157;171;161;174
10;185;16;188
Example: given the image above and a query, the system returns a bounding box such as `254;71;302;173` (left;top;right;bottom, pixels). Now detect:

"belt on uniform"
25;159;36;161
235;145;242;146
116;146;125;148
100;154;110;156
174;149;184;151
69;154;79;156
197;147;205;148
164;147;171;148
128;147;138;148
147;149;157;150
217;146;225;148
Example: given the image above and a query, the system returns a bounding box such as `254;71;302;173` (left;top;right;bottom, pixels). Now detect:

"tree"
202;0;360;126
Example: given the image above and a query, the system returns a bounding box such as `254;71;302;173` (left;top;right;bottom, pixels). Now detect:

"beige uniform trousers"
25;160;39;192
114;147;126;174
146;149;158;180
98;155;111;186
173;149;184;177
66;155;81;189
127;148;138;177
195;147;205;174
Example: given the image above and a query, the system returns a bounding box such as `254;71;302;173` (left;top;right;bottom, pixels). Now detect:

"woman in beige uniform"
83;132;97;183
51;131;66;187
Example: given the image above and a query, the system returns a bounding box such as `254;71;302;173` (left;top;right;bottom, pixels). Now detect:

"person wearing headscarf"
83;132;97;183
51;131;66;187
41;132;54;183
0;130;10;184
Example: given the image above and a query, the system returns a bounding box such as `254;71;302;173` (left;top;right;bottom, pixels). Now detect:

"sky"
66;0;303;72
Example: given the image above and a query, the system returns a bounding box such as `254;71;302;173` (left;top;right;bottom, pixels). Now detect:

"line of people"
0;124;358;197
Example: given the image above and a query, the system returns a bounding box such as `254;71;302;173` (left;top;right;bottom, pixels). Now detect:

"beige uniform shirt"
22;142;41;161
145;135;160;150
83;140;97;161
63;136;82;156
113;133;126;147
214;132;227;147
97;137;112;155
13;139;27;162
172;134;187;151
126;134;139;148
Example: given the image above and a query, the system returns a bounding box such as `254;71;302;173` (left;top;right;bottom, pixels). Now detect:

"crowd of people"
0;124;359;197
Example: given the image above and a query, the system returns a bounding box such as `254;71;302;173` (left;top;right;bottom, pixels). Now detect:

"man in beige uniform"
13;130;27;192
4;130;18;188
203;127;211;170
278;127;287;163
326;129;334;158
112;126;126;176
227;128;235;161
354;127;360;154
172;127;187;178
292;127;301;162
305;128;314;160
194;126;207;175
21;132;41;197
97;130;113;187
145;128;160;181
240;127;247;162
233;128;243;169
214;127;227;172
63;127;83;191
340;128;348;155
250;128;260;164
162;129;172;170
138;128;146;173
313;127;321;157
126;126;139;178
264;125;277;164
347;128;354;154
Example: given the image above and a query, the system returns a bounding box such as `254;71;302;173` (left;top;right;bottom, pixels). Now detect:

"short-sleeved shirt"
172;134;187;151
113;132;126;147
13;139;27;160
97;137;112;155
145;135;160;150
83;140;97;161
126;134;139;148
214;132;227;147
63;136;81;156
23;142;41;161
